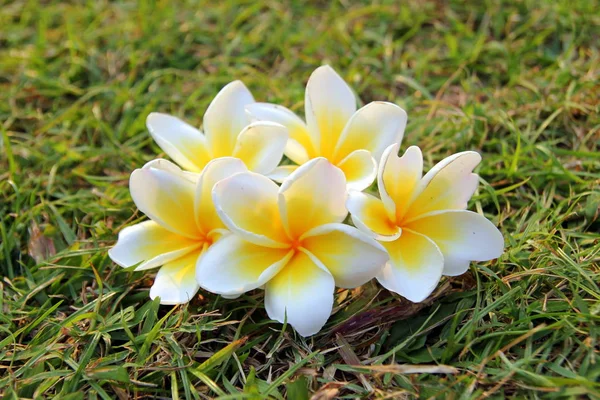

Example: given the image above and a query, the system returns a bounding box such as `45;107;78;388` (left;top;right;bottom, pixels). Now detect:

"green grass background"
1;0;599;398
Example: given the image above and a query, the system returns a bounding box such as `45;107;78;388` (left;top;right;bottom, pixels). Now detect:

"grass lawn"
1;0;599;398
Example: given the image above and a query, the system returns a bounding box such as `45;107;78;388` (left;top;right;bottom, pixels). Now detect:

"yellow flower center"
289;238;304;251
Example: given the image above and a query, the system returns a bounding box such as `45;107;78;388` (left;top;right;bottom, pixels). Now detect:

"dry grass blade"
335;333;373;391
357;364;459;375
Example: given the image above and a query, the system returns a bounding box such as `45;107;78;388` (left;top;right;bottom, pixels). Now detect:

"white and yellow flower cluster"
109;65;504;336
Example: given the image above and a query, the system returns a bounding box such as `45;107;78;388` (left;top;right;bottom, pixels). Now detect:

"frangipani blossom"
246;65;407;191
147;81;288;175
347;144;504;303
109;157;248;304
196;158;389;336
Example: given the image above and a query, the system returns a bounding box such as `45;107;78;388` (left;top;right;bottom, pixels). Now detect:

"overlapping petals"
347;143;504;302
212;171;289;247
278;158;348;239
197;235;293;296
246;65;407;191
109;158;248;304
108;221;200;272
147;81;288;174
109;66;505;339
197;158;389;336
301;223;391;288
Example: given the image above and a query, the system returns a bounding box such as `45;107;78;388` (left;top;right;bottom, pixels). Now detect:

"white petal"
194;157;248;234
141;158;200;183
346;191;401;241
212;172;289;247
109;221;201;271
266;165;298;183
129;166;200;239
440;254;472;277
203;80;255;157
404;151;481;221
378;144;423;222
301;223;388;288
305;65;356;157
336;149;377;191
196;235;293;296
334;101;407;163
284;138;310;166
150;250;202;305
377;230;444;303
265;251;334;337
233;121;288;174
142;158;184;174
246;102;315;163
407;210;504;264
278;158;347;239
146;113;211;172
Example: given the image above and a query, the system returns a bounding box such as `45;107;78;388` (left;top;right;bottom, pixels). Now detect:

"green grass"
1;0;599;398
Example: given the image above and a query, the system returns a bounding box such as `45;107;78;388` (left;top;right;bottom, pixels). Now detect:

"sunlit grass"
1;0;598;398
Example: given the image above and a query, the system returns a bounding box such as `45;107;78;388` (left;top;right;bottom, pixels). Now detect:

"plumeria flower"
245;65;407;191
347;144;504;303
196;158;389;336
109;157;248;304
146;81;288;175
